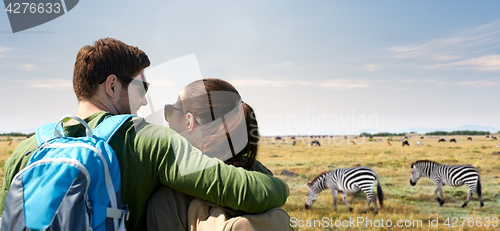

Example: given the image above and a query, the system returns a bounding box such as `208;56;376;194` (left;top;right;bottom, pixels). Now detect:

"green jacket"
0;111;287;230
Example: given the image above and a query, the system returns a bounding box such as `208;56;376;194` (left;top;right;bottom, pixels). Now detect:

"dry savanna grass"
259;136;500;230
1;135;499;230
0;136;25;181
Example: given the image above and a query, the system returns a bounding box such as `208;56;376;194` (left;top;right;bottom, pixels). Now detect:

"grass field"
1;135;499;230
259;135;500;230
0;137;25;183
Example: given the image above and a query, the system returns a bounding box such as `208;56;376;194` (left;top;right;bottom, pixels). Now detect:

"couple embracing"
0;38;292;231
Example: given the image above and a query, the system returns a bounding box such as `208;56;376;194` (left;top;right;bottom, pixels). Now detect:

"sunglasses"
99;74;150;97
164;104;186;122
164;104;202;125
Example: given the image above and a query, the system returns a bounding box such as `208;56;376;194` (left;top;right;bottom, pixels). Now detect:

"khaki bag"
188;198;293;231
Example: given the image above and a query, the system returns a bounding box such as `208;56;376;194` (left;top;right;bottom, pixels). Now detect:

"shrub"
368;138;373;142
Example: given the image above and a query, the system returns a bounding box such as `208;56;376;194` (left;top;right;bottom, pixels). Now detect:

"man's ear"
102;75;120;98
185;113;197;131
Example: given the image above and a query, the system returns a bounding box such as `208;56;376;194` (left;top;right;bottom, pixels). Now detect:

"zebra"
305;167;383;214
410;160;484;208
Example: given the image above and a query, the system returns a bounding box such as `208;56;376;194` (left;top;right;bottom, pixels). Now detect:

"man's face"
124;70;148;114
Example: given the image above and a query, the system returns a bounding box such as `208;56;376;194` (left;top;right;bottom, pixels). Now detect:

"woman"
147;78;291;231
165;78;271;173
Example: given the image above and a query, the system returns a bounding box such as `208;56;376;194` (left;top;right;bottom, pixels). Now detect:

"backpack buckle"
122;204;130;221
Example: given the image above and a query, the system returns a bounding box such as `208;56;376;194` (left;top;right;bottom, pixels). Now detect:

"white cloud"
27;79;72;90
362;64;380;71
399;79;418;83
231;79;312;87
266;62;304;70
398;79;448;86
231;79;370;89
0;46;14;58
425;55;500;71
387;19;500;71
38;59;55;62
18;64;38;71
0;63;39;71
319;80;370;89
457;78;500;87
422;80;448;86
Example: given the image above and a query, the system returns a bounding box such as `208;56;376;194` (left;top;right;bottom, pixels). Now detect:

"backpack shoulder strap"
92;114;135;142
35;122;63;146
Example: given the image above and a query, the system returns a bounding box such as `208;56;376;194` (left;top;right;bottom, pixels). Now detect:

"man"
0;38;288;230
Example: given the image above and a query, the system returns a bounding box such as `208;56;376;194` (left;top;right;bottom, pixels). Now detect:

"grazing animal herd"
267;134;497;149
302;135;496;213
267;134;498;148
305;160;485;213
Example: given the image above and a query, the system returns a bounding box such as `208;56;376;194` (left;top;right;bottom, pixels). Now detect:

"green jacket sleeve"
135;124;288;214
0;137;38;213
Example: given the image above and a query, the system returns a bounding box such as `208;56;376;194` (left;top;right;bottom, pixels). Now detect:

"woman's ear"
185;113;197;131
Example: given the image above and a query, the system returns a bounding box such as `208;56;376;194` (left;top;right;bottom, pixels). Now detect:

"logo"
3;0;79;33
136;54;251;175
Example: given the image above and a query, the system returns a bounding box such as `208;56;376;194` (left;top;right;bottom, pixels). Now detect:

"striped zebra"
410;160;484;207
305;167;383;214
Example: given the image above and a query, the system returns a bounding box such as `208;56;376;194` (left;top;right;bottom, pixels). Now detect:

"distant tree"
360;132;373;137
0;132;34;137
425;130;490;136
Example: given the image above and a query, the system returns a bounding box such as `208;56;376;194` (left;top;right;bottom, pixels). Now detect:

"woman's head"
166;78;259;170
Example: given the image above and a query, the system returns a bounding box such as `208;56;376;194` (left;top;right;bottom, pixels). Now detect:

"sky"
1;0;499;136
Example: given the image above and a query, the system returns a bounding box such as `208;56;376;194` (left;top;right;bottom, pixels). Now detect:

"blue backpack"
1;114;132;231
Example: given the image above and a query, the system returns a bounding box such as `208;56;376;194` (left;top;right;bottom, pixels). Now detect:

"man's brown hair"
73;38;150;100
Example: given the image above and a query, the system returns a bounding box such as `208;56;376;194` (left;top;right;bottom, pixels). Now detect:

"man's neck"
68;99;113;125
